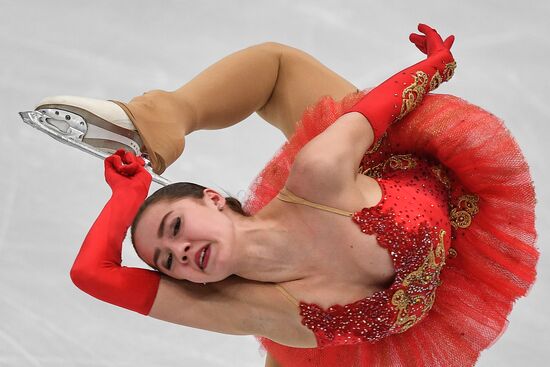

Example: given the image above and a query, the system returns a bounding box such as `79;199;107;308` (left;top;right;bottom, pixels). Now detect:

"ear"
203;188;226;208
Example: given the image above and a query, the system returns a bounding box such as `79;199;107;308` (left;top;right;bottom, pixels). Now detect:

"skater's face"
133;189;236;283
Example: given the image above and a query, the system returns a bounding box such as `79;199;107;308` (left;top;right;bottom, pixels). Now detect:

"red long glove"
347;23;456;149
70;149;161;315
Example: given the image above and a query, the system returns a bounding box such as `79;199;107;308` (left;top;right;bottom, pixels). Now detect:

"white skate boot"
19;96;171;185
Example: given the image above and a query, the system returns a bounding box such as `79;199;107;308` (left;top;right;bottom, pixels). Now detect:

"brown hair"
130;182;250;248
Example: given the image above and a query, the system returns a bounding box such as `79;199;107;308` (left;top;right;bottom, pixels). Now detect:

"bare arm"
288;25;456;194
71;151;317;348
291;112;373;189
149;275;318;348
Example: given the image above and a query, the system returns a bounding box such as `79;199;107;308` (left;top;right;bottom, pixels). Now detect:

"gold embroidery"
397;71;429;120
430;165;451;190
450;194;479;229
391;290;418;331
361;162;385;178
360;154;418;178
430;164;480;230
391;230;446;332
365;132;387;154
429;70;443;91
387;154;417;170
443;61;457;82
448;248;458;258
450;209;472;228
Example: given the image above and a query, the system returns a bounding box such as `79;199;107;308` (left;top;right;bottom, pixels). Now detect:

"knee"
253;41;291;56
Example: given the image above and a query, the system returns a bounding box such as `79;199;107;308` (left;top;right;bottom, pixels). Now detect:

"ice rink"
1;1;548;366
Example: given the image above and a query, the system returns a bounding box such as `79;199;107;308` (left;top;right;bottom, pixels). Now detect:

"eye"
166;253;173;270
173;217;181;237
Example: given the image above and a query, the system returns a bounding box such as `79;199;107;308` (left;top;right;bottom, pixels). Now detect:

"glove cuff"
347;51;456;150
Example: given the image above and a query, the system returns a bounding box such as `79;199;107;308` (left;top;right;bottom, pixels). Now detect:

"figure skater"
35;24;538;367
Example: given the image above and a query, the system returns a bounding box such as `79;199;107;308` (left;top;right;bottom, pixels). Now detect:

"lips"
195;244;210;271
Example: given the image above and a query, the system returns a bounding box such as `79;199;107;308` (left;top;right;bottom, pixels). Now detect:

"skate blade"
19;110;171;186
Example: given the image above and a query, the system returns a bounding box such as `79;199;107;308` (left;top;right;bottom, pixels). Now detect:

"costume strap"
276;187;355;217
275;284;300;307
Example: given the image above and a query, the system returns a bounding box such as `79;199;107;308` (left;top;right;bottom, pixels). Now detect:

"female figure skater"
36;24;538;367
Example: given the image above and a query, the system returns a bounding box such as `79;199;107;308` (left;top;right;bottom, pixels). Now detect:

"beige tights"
121;42;357;174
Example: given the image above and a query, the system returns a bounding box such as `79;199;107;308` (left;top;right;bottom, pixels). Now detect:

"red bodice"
298;153;453;347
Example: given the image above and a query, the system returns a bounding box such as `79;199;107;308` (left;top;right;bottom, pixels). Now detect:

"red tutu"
243;91;539;367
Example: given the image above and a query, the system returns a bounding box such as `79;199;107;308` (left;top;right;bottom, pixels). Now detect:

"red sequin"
298;155;452;347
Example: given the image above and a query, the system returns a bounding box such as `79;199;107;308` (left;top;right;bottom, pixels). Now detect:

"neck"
229;203;320;283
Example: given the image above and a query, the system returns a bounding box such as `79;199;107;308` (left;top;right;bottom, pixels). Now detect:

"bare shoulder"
286;112;374;203
149;274;317;348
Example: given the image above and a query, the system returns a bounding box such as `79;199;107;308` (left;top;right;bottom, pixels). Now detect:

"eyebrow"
157;210;173;239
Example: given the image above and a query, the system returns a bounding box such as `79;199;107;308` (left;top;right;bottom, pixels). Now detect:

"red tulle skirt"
243;91;539;367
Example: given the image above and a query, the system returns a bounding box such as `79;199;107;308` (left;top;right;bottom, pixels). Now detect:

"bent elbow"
70;262;94;292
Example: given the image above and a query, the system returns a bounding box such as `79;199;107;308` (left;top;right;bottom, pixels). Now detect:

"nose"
174;243;191;264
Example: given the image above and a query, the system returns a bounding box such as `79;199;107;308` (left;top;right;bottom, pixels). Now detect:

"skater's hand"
409;23;455;57
104;149;152;194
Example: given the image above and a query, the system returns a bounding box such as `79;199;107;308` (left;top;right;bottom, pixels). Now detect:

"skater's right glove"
70;149;161;315
104;149;151;193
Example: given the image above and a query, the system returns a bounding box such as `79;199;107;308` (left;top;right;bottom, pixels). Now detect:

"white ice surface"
0;0;548;366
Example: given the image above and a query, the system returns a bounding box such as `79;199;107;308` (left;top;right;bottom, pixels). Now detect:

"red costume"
70;25;538;366
274;154;452;347
245;90;538;367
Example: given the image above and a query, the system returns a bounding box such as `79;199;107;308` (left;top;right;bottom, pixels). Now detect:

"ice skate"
19;96;171;186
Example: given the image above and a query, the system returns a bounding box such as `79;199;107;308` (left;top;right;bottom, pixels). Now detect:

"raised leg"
125;42;358;173
173;42;358;137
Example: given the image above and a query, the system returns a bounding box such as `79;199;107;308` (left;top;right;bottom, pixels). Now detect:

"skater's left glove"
346;23;456;151
409;24;455;57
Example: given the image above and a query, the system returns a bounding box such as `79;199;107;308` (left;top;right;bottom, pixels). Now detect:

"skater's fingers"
409;33;427;54
420;24;445;45
122;150;138;165
105;154;124;171
121;156;145;176
113;149;127;160
443;35;455;49
119;162;139;176
418;23;436;36
105;150;127;173
104;149;148;189
409;33;425;43
136;156;145;166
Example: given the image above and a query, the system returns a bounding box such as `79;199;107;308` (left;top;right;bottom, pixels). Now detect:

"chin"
207;272;234;284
